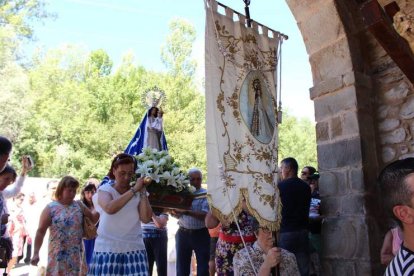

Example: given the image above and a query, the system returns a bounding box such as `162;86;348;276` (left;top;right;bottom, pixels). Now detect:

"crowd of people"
0;131;411;276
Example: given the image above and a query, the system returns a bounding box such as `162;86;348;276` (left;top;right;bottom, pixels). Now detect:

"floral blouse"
233;242;300;276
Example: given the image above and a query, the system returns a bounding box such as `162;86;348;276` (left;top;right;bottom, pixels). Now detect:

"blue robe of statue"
124;110;168;155
100;110;168;187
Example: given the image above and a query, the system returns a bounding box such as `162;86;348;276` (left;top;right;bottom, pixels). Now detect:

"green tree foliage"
161;18;197;79
0;0;50;150
0;0;50;65
1;6;315;184
85;49;113;77
14;46;139;179
11;18;208;181
278;111;318;170
159;19;206;174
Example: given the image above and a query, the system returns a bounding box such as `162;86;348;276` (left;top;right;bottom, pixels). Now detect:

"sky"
27;0;314;120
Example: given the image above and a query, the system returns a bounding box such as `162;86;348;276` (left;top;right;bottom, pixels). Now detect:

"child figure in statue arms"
145;106;164;151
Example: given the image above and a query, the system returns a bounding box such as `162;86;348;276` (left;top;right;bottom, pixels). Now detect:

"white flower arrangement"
135;147;196;194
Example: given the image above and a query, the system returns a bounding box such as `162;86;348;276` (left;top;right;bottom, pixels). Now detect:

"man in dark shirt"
278;157;311;276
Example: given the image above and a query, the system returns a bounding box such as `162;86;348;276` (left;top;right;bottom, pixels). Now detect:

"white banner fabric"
205;0;282;230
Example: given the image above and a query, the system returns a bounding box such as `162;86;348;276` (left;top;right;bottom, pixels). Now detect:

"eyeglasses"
259;228;272;234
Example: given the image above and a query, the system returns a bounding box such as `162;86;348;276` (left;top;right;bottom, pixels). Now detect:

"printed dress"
215;210;257;275
47;201;87;275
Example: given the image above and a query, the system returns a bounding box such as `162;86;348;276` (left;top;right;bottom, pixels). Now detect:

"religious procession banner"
205;0;283;230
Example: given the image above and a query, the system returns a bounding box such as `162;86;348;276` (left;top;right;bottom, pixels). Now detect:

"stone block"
345;71;373;89
310;72;372;100
410;122;414;138
322;217;371;260
376;65;405;84
310;36;353;83
400;144;409;155
330;116;342;138
321;260;333;276
310;76;343;99
320;196;341;217
342;112;360;137
314;86;357;121
400;96;414;119
350;168;364;192
342;195;365;215
382;147;396;163
316;121;329;142
354;261;375;276
297;0;346;56
319;170;348;197
317;138;362;170
331;261;356;275
322;218;356;259
383;81;410;103
378;119;400;132
377;105;390;119
380;127;406;145
285;0;328;24
387;106;402;117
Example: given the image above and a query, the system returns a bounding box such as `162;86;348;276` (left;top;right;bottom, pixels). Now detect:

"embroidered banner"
205;0;283;230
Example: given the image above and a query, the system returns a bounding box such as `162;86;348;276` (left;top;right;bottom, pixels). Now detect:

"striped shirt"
385;245;414;276
142;212;168;238
178;188;209;229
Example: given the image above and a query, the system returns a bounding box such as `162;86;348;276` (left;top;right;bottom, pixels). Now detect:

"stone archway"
285;0;414;274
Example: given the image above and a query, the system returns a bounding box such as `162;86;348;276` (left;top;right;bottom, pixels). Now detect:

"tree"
0;0;51;66
6;16;207;181
0;0;50;145
85;49;113;77
159;18;206;174
161;18;197;79
278;111;317;169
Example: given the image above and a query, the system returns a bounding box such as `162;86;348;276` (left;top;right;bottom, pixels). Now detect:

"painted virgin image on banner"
240;71;276;144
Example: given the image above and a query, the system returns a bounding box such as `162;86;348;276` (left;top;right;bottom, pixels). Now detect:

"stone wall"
376;0;414;166
285;0;414;275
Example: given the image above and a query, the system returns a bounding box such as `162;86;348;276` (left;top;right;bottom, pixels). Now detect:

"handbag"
77;201;98;240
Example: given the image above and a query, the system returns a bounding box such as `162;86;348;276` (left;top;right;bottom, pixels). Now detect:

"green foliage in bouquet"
135;147;195;195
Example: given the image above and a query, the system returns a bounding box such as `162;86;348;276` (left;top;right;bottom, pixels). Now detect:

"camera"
25;155;34;168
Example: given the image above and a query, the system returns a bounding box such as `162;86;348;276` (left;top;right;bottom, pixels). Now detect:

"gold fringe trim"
207;188;282;231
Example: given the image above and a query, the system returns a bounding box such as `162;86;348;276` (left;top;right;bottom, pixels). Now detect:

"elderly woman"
31;176;99;275
233;225;300;275
88;153;152;275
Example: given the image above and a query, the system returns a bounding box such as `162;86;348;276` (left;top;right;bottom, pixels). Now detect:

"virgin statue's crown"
142;86;166;109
